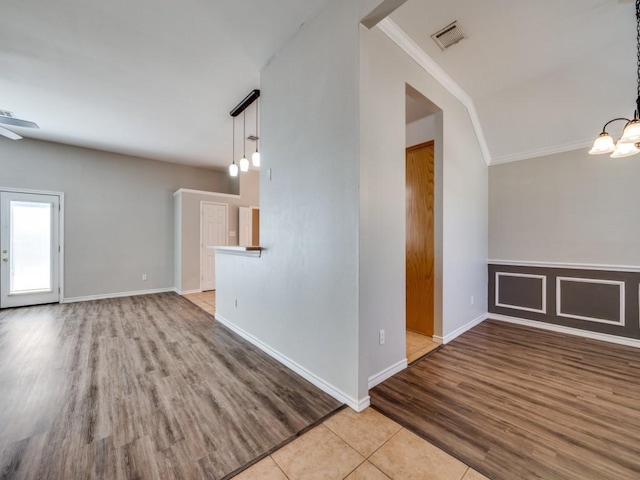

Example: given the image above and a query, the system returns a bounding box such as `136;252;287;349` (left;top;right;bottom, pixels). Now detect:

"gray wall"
0;138;232;299
489;148;640;266
216;0;363;407
359;25;488;393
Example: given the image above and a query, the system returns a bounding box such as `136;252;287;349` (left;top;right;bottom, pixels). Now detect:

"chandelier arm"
600;117;633;133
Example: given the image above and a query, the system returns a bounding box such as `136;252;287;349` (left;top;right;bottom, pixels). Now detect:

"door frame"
0;187;65;305
199;201;229;291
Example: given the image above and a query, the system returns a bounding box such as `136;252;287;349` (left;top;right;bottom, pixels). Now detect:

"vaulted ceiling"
1;0;635;167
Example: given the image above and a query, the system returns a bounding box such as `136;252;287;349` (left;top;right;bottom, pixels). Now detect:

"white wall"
215;0;364;408
359;25;488;390
490;148;640;266
0;138;232;299
406;114;435;147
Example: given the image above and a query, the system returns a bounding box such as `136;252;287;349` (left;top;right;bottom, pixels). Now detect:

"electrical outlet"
379;329;385;345
234;298;238;308
471;295;474;305
229;231;236;237
142;274;147;281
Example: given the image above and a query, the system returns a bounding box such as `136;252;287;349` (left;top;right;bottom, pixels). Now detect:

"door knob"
1;258;7;262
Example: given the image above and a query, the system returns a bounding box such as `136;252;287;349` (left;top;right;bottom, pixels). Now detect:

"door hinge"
58;246;61;252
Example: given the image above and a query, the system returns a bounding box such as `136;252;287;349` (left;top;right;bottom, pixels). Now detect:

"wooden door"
201;203;227;291
406;141;434;336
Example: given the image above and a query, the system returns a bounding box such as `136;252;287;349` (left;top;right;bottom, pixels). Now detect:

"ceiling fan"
0;111;39;140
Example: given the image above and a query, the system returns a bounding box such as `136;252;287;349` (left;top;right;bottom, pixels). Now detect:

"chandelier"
589;0;640;158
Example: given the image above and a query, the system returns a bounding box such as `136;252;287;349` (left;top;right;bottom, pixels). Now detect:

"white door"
201;203;227;291
239;207;251;247
0;192;60;308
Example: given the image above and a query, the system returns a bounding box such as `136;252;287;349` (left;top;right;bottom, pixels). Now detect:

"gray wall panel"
489;264;640;340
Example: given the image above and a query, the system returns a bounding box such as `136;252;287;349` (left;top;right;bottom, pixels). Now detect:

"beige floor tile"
370;429;468;480
232;456;288;480
461;468;490;480
345;461;391;479
271;425;364;480
323;408;402;457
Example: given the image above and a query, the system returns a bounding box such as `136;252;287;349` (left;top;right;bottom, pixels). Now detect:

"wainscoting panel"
488;263;640;340
495;272;546;314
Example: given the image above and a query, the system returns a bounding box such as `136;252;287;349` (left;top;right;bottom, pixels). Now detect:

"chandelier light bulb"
588;133;615;155
229;162;239;176
240;156;250;172
611;140;640;158
620;119;640;144
252;150;261;167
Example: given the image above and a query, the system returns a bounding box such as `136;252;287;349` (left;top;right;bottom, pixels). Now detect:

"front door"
201;203;227;291
0;192;61;308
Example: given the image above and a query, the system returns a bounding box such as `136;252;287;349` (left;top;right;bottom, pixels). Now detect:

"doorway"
200;202;228;291
0;191;62;308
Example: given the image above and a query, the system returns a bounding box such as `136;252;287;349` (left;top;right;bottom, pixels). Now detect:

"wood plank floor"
0;293;341;479
371;320;640;480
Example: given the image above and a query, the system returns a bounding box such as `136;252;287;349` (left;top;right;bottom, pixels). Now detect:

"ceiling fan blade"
0;116;39;129
0;126;22;140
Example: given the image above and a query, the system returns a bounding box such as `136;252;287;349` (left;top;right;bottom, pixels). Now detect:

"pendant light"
590;0;640;158
229;116;239;177
252;100;261;167
240;111;250;172
228;89;260;176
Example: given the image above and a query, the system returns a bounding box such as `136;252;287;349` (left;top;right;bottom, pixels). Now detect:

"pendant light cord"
243;111;246;158
232;116;236;164
636;0;640;114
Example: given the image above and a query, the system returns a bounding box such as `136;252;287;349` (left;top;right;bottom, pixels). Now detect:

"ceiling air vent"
431;21;464;50
0;110;15;118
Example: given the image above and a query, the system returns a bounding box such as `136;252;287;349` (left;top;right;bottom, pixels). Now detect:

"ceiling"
0;0;331;168
393;0;637;163
1;0;637;167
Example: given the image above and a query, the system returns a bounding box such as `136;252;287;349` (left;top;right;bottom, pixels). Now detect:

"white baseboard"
490;313;640;349
62;287;175;304
174;288;203;295
214;313;368;412
368;359;408;390
433;313;488;344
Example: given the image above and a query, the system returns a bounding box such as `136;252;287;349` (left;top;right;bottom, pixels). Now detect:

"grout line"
270;455;291;479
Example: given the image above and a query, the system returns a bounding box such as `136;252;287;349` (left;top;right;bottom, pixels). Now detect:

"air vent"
431;21;464;50
0;110;15;118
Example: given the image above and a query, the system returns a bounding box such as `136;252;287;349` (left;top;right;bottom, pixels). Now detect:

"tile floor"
183;292;483;480
232;408;488;480
183;290;216;316
406;330;440;364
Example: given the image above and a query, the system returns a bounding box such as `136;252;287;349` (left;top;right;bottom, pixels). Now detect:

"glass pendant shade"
611;140;640;158
229;163;239;177
252;150;260;167
588;133;616;154
619;120;640;143
240;156;250;172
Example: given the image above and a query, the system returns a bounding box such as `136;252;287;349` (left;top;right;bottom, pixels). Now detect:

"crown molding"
377;18;492;166
490;138;594;165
